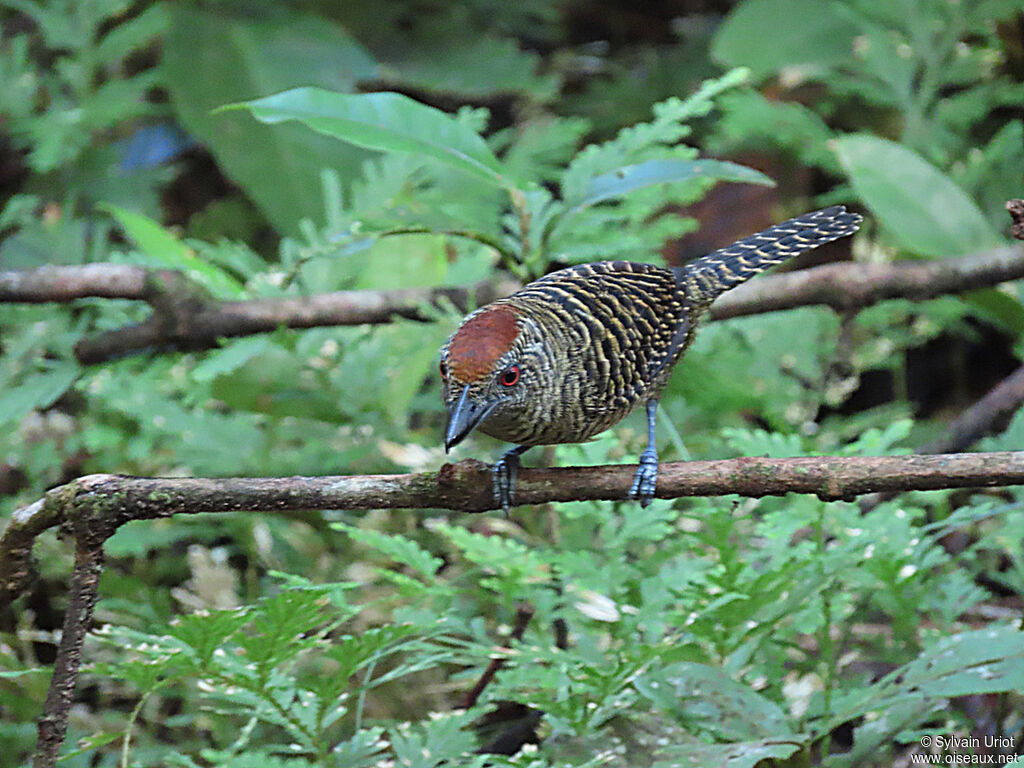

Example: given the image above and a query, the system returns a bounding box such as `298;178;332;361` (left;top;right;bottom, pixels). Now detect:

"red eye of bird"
500;365;520;387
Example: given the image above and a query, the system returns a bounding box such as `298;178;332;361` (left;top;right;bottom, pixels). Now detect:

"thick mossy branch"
3;451;1024;602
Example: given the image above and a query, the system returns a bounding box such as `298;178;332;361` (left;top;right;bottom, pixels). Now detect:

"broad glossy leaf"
564;157;772;214
164;7;379;235
0;362;79;426
835;134;1003;257
830;624;1024;726
712;0;859;79
228;88;513;191
101;204;245;298
191;337;271;383
655;738;803;768
635;661;794;741
386;35;556;99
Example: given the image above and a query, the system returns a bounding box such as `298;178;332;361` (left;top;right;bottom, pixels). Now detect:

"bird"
439;206;863;513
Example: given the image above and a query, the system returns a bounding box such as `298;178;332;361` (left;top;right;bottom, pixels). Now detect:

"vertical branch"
33;542;104;768
461;603;535;709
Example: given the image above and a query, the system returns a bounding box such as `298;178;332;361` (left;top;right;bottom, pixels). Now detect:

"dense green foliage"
1;1;1023;766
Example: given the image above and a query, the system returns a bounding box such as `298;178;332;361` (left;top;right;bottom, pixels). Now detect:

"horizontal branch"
3;451;1023;601
2;245;1022;364
709;245;1024;320
0;263;155;302
72;279;518;364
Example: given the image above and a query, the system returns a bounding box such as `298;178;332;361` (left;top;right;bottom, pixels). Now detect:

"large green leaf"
352;234;449;290
163;7;379;235
654;739;803;768
0;362;79;426
227;88;513;191
561;157;773;217
712;0;859;79
101;204;245;298
385;34;556;99
635;662;796;743
835;134;1004;257
830;624;1024;727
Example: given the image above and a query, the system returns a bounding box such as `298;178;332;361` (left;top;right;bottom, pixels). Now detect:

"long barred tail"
675;206;862;304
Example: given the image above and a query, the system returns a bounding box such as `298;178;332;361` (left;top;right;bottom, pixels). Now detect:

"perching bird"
440;206;862;512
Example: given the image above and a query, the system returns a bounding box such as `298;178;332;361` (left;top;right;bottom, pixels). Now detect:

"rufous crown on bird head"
439;303;530;450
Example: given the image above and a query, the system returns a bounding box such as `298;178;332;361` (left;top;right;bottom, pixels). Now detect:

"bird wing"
539;262;689;416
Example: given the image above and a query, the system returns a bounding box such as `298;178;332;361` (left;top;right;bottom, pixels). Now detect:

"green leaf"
0;668;46;678
829;624;1024;729
386;34;556;99
94;4;168;66
634;661;794;741
54;731;126;762
101;204;245;298
334;523;443;578
654;738;803;768
0;361;79;426
226;88;513;191
167;609;251;664
163;6;379;235
371;320;453;424
962;286;1024;337
191;337;272;383
332;727;387;768
712;0;860;80
712;90;839;172
99;204;186;264
835;134;1003;257
562;157;773;217
352;235;449;290
322;625;423;683
240;590;330;670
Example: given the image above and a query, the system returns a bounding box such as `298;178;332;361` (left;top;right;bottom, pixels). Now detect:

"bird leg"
629;400;659;507
494;445;528;516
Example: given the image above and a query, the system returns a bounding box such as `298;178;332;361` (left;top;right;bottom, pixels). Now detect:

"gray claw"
493;453;520;516
629;450;659;507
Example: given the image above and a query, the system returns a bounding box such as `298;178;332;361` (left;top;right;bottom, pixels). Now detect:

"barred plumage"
440;206;862;512
677;206;863;303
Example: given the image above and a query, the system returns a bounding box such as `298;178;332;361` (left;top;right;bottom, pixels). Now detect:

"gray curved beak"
445;385;498;452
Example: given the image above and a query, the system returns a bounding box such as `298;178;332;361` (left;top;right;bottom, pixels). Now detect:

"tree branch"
857;368;1024;513
3;450;1022;763
0;264;155;302
462;603;534;709
2;245;1022;364
4;452;1023;602
1008;199;1024;241
72;280;518;364
33;542;103;768
709;245;1024;320
919;365;1024;455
